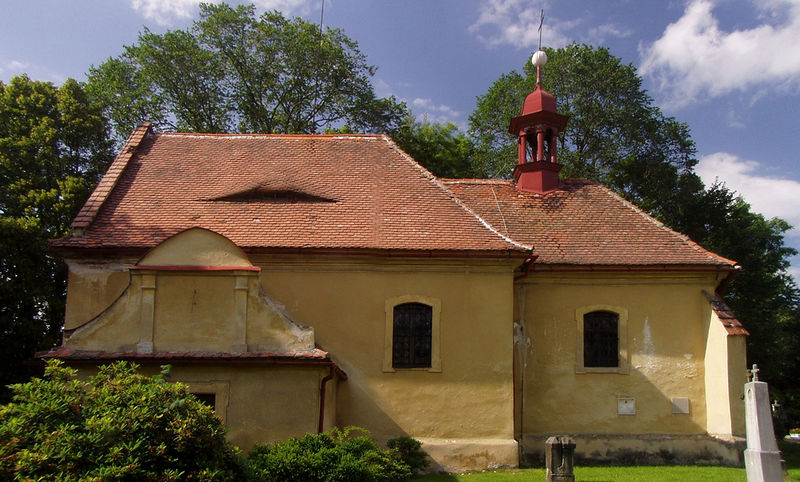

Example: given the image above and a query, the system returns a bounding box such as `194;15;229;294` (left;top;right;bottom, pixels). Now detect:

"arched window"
575;305;628;374
392;302;433;368
583;311;619;367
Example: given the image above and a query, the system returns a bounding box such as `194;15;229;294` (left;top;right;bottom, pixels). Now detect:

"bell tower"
508;50;569;194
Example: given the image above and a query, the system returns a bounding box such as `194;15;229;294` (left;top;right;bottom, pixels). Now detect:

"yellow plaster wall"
64;229;315;355
727;334;747;435
517;271;728;437
65;273;144;352
63;259;133;330
153;273;238;351
63;228;253;332
251;255;519;444
76;363;328;451
704;306;748;438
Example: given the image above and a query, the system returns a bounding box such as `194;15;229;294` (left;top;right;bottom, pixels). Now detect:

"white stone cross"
744;364;782;481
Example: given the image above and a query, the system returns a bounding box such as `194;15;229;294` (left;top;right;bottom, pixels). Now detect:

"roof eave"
49;245;533;260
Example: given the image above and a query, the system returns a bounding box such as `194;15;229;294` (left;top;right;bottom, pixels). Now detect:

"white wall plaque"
618;397;636;415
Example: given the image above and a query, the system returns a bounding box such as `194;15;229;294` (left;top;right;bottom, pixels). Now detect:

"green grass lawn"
782;439;800;480
415;440;800;481
416;466;745;481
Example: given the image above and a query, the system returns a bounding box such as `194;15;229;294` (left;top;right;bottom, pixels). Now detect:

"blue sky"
2;0;799;278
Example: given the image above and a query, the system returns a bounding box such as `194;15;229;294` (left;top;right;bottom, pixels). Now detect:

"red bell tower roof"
507;50;569;194
521;84;558;115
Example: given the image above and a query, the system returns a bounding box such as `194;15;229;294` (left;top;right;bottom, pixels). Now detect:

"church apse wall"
515;270;746;465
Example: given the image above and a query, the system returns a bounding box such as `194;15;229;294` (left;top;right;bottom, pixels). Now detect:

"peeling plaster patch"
258;290;315;349
513;322;532;370
678;360;698;379
639;317;661;374
67;261;129;274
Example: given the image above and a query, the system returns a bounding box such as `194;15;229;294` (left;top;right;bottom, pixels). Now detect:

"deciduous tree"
87;3;407;141
391;116;476;178
0;76;114;400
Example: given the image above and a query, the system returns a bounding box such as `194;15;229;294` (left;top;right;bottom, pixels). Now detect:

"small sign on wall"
671;397;690;414
618;397;636;415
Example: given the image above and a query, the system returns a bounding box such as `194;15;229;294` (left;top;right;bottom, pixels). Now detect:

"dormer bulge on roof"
508;50;569;194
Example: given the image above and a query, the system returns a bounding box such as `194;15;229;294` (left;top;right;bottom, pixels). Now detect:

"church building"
43;52;748;471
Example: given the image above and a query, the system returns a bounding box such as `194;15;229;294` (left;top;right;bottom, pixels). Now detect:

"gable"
64;229;315;355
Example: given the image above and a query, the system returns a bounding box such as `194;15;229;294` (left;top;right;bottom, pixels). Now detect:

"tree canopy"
469;43;800;421
390;116;476;178
0;361;244;479
0;75;115;401
87;3;407;141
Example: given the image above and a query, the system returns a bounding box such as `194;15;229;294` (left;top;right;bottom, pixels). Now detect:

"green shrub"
247;426;414;481
0;360;245;480
387;436;429;475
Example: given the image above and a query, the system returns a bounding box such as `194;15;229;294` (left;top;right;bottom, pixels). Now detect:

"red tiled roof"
71;123;152;231
443;178;737;267
38;346;330;362
37;347;348;378
53;130;529;256
703;290;749;335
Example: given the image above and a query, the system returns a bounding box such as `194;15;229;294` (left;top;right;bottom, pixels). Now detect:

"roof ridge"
70;122;153;234
157;132;382;139
380;136;533;253
596;184;738;267
441;179;512;185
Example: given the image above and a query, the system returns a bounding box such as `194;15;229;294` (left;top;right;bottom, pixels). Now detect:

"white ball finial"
531;50;548;68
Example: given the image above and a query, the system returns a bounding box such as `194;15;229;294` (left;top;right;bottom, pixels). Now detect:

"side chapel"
43;51;748;471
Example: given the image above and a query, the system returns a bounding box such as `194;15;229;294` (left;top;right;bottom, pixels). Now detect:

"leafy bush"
387;436;429;475
247;427;416;481
0;360;245;480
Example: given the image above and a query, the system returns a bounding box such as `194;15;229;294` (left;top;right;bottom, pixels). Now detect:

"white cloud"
639;0;800;108
697;150;800;269
129;0;212;25
788;264;800;283
252;0;314;16
697;152;800;280
696;152;800;226
373;78;393;98
587;23;632;44
468;1;629;51
468;0;577;49
129;0;314;25
410;98;464;128
5;60;29;72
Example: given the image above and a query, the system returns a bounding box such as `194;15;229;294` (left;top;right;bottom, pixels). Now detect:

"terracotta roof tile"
54;131;529;256
71;123;152;230
37;346;331;362
703;290;749;335
443;178;737;267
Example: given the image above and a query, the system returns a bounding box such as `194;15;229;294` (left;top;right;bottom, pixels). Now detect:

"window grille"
392;302;432;368
583;311;619;367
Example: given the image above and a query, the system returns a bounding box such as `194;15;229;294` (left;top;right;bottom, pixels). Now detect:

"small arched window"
392;302;433;369
583;311;619;368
